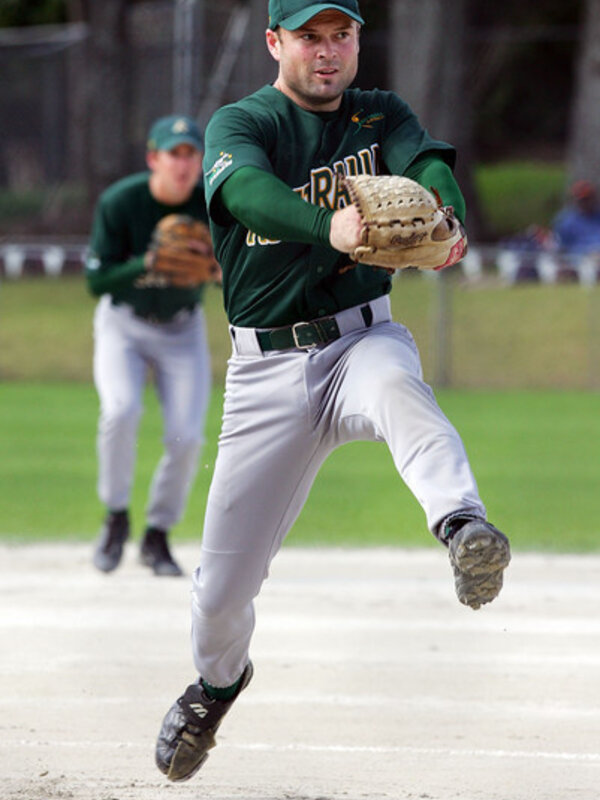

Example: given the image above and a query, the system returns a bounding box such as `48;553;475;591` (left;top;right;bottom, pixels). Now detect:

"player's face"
147;144;203;205
267;11;360;112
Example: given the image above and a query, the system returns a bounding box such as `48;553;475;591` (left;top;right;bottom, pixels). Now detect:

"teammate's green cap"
268;0;364;31
146;115;203;152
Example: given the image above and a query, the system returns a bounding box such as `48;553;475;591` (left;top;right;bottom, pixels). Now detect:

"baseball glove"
343;175;467;271
144;214;220;288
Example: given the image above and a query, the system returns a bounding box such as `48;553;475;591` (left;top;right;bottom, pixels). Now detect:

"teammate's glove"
343;175;467;271
143;214;220;288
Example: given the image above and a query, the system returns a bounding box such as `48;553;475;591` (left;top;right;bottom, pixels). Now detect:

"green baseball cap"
268;0;364;30
146;115;203;152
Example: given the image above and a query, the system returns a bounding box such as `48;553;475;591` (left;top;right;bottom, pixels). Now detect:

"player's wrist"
144;250;156;271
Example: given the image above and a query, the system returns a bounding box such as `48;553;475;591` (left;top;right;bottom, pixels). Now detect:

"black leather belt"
133;305;195;324
256;304;374;352
111;298;197;324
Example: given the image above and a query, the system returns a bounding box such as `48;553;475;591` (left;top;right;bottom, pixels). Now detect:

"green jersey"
203;85;455;327
85;172;209;321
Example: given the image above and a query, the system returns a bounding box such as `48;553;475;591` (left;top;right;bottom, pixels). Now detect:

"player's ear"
266;28;281;61
146;150;159;170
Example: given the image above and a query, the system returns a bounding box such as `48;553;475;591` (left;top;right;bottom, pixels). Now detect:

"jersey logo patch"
172;118;191;134
351;110;385;133
207;151;233;185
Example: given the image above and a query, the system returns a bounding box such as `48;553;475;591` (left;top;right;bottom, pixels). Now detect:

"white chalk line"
0;693;597;721
1;739;599;764
3;610;600;637
3;651;600;676
231;743;600;763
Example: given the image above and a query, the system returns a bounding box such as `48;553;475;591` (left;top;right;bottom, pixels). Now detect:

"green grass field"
1;381;598;553
1;274;599;552
2;273;600;389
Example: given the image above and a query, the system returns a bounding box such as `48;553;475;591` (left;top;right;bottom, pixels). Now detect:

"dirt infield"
1;543;599;800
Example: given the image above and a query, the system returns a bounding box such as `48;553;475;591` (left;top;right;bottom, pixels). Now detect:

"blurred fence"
0;238;89;278
0;2;582;258
2;239;599;287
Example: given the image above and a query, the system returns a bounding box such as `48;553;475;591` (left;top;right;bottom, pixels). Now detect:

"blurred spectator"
499;223;555;283
552;180;600;255
501;223;555;253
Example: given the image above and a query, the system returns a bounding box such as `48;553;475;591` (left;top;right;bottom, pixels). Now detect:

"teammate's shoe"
448;519;511;609
92;510;129;573
156;662;254;782
140;527;183;576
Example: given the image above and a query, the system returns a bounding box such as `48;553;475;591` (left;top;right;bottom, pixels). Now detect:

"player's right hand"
329;204;365;254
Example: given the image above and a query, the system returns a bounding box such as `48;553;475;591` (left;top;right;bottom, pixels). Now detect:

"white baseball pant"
93;296;211;531
190;295;485;686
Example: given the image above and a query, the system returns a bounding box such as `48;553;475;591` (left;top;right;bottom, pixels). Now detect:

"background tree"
81;0;132;202
469;1;581;162
388;0;485;238
567;0;600;191
0;0;588;236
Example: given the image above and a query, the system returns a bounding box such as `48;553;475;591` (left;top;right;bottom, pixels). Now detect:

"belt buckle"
291;321;319;349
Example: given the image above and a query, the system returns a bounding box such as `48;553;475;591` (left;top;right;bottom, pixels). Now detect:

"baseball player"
86;115;216;577
155;0;511;780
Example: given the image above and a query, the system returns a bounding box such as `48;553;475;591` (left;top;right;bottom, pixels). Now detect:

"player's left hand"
343;175;468;271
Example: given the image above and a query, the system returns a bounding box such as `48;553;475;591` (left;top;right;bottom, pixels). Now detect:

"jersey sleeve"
203;105;274;222
378;92;456;175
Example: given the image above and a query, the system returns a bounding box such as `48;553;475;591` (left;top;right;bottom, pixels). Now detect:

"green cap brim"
274;3;364;30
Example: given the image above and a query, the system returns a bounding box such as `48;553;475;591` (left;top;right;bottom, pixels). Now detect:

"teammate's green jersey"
85;172;209;321
204;85;455;328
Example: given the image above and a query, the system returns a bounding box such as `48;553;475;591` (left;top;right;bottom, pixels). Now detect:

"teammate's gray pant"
191;296;485;686
93;296;211;531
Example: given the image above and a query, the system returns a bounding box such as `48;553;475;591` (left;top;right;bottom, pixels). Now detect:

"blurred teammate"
86;115;215;577
155;0;511;781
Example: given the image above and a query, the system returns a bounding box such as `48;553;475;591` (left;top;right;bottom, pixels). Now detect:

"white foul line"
3;739;598;764
227;742;600;763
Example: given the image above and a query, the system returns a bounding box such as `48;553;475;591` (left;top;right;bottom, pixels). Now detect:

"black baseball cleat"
448;519;511;609
92;510;130;572
140;526;183;576
156;662;254;782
